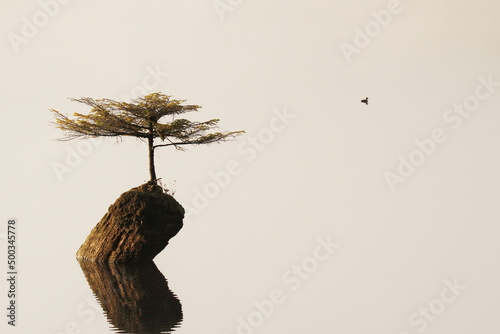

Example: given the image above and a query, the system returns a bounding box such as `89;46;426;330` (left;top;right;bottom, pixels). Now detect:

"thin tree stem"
148;123;157;183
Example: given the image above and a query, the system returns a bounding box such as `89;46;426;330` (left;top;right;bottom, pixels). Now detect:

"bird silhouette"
361;97;368;105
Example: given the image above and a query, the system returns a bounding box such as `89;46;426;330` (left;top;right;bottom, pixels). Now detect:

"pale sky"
1;1;500;333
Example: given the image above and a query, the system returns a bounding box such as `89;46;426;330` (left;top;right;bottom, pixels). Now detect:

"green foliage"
51;92;244;148
51;92;244;182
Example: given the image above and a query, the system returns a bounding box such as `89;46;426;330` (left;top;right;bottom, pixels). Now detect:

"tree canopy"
51;93;244;183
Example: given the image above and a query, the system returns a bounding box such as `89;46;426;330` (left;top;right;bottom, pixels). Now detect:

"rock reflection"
78;260;182;333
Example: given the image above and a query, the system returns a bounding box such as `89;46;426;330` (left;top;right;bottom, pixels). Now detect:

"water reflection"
78;260;182;333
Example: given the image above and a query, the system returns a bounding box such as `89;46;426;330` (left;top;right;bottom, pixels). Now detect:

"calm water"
5;197;498;334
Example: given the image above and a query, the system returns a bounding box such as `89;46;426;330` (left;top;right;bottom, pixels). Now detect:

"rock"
76;183;184;262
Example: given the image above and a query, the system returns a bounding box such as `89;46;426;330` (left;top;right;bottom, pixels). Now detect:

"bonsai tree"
51;93;244;183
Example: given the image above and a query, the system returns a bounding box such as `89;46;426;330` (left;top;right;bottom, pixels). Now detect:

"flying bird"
361;97;368;105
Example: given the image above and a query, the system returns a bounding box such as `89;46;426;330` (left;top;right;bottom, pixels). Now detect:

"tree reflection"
78;260;182;333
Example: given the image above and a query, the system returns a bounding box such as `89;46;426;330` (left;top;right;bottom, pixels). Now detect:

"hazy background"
1;0;500;333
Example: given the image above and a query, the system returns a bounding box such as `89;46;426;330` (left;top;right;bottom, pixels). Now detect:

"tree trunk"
147;124;157;183
148;137;157;183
